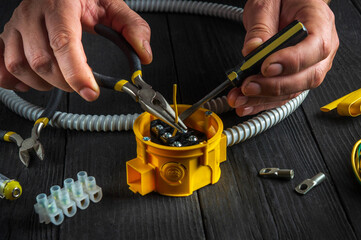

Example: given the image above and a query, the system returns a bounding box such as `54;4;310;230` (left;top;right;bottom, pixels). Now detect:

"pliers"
1;24;188;166
92;24;187;133
0;88;64;167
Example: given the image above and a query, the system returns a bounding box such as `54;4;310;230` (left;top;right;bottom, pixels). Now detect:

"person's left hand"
227;0;339;117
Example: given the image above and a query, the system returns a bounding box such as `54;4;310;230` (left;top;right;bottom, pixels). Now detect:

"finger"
100;0;152;64
45;0;99;101
242;0;281;56
0;37;29;91
2;30;52;91
262;6;335;77
242;56;331;97
228;87;301;108
19;14;73;92
235;99;291;117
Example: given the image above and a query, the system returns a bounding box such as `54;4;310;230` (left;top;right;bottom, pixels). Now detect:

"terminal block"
34;171;102;225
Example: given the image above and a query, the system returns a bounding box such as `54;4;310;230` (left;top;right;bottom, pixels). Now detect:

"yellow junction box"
126;105;227;197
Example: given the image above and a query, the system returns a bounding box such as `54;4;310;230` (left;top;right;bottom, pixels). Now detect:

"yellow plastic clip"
114;80;129;92
34;117;49;127
3;131;15;142
320;88;361;117
131;70;142;84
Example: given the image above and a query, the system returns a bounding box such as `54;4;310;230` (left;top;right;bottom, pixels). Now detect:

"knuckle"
320;37;332;60
6;57;27;75
250;0;274;13
3;22;12;33
13;1;32;22
29;53;52;75
287;50;302;73
310;67;325;88
248;22;274;37
132;18;150;31
49;30;72;53
273;80;283;97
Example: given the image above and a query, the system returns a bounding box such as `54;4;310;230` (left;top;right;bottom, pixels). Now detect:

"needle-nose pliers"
92;24;187;133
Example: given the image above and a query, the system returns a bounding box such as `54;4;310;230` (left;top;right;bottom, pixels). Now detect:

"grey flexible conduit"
0;0;309;145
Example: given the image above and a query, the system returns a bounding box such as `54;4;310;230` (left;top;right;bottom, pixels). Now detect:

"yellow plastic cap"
4;180;22;200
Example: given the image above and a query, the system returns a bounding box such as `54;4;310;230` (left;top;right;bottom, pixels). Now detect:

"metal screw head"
155;125;164;131
187;135;198;142
161;132;172;139
143;136;150;141
171;141;182;147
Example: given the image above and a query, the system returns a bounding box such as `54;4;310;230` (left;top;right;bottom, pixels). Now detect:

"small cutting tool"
93;24;187;133
179;20;309;121
0;88;64;167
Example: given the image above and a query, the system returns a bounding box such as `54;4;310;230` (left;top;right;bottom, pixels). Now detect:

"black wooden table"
1;0;361;239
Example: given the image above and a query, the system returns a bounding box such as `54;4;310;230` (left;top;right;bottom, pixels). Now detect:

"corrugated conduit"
0;0;309;146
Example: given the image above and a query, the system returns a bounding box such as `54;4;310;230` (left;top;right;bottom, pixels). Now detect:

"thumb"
102;0;152;65
242;0;281;56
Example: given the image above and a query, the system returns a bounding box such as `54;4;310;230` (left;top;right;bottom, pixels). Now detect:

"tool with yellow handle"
92;24;187;133
180;20;308;121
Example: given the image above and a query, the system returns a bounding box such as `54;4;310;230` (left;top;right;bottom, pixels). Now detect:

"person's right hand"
0;0;152;101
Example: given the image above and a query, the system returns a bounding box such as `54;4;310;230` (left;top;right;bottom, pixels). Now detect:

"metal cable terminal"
295;172;326;195
259;168;294;180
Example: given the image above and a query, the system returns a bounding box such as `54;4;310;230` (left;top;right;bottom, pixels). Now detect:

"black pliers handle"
93;24;187;133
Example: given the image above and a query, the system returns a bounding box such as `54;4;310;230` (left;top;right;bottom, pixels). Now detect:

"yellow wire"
351;139;361;183
172;84;179;136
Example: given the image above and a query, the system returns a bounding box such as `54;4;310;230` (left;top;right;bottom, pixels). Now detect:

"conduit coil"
0;0;309;146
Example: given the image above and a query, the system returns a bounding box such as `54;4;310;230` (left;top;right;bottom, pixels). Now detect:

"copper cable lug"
259;168;294;180
295;172;326;195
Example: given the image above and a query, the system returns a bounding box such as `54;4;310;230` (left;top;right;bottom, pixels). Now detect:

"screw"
171;141;182;147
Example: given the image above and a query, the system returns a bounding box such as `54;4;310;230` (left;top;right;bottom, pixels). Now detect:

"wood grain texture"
166;1;357;239
300;0;361;238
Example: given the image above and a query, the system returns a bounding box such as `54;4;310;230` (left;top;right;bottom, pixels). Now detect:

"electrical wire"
0;0;309;146
351;139;361;184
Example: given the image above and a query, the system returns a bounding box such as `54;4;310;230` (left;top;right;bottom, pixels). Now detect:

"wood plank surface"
0;0;360;240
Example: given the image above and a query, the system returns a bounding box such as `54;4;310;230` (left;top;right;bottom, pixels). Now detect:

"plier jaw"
133;75;188;133
93;24;188;133
19;123;45;167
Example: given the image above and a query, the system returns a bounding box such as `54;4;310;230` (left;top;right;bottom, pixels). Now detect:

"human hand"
227;0;339;117
0;0;152;101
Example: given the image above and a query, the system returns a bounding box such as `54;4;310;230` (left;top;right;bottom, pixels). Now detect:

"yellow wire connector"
0;173;22;200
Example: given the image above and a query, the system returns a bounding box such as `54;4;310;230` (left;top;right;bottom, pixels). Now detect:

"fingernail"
143;40;152;59
242;107;254;116
79;87;98;102
244;82;261;95
234;96;248;108
265;63;283;77
237;106;254;117
14;82;29;92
